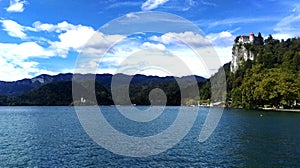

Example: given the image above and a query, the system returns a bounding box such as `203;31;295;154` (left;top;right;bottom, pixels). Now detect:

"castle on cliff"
230;32;256;72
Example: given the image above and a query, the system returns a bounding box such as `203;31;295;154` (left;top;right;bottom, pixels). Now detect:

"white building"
237;32;255;44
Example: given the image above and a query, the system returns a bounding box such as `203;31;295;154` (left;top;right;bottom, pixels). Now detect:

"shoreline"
1;105;300;113
260;107;300;113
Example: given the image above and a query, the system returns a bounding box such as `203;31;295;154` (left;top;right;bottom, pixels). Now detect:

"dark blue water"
0;106;299;167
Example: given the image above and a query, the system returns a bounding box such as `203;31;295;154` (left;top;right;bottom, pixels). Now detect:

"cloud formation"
0;20;126;81
145;31;235;73
273;8;300;39
6;0;26;12
0;42;57;81
0;20;27;39
32;21;79;33
149;31;211;48
206;31;235;47
141;0;169;11
95;31;234;78
203;17;279;28
141;42;166;50
4;42;56;59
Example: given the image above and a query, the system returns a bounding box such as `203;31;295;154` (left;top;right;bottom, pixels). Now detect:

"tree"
231;87;242;107
265;34;274;44
234;36;240;43
256;32;264;45
239;64;264;108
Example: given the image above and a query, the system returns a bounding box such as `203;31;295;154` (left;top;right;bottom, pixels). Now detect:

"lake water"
0;106;299;167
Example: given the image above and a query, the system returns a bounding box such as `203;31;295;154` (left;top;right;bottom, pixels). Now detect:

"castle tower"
249;32;254;43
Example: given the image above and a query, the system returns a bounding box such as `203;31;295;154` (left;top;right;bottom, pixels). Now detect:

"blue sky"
0;0;299;81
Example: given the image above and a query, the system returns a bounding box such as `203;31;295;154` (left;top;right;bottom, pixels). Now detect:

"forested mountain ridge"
0;74;206;106
0;73;206;97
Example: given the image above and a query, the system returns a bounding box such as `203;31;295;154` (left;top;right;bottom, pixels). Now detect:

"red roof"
240;35;249;38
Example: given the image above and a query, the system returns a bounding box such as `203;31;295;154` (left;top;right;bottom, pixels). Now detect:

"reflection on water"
0;106;299;167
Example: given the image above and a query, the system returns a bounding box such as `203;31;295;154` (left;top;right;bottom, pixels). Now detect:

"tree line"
0;78;204;106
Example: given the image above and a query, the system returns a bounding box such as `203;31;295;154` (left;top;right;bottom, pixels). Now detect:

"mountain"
0;73;206;97
12;81;112;106
0;73;73;97
0;73;206;106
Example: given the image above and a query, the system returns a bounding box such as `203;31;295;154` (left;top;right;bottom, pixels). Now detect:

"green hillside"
227;36;300;108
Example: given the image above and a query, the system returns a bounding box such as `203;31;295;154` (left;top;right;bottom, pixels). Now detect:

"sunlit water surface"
0;106;299;167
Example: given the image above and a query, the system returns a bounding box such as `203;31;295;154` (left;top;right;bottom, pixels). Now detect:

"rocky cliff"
230;44;254;72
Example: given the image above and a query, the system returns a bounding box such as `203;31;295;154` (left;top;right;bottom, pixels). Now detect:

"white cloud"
149;31;212;48
54;31;125;58
125;12;139;19
32;21;77;33
30;21;123;56
146;31;234;76
141;42;166;50
50;25;95;54
0;42;57;81
106;1;141;9
273;9;300;39
84;32;125;50
181;0;198;11
92;31;230;77
200;0;216;7
6;0;26;13
5;42;56;59
32;21;56;32
0;19;128;81
56;21;77;32
0;20;26;39
204;17;279;28
0;58;56;81
0;56;34;81
186;0;197;7
212;46;233;64
31;21;125;57
272;33;293;40
204;31;235;67
206;31;235;47
73;32;126;74
141;0;169;11
0;18;235;80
